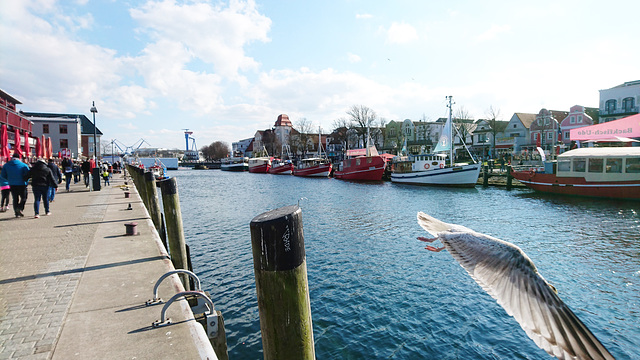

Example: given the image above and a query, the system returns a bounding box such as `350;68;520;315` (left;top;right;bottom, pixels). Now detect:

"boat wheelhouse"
220;156;249;171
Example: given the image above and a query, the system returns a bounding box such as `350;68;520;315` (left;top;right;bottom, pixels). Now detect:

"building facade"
22;112;102;159
599;80;640;123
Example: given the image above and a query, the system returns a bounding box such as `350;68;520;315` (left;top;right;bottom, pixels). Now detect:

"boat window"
573;158;586;172
606;158;622;173
626;158;640;173
367;158;372;164
557;159;571;172
356;159;361;166
588;158;603;173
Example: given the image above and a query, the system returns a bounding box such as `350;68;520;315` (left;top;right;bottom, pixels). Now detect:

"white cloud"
386;22;418;44
347;53;361;63
475;24;511;42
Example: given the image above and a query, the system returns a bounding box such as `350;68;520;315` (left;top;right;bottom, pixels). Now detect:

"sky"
1;0;639;151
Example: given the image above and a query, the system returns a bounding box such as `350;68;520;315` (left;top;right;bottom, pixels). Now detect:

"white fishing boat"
391;96;481;187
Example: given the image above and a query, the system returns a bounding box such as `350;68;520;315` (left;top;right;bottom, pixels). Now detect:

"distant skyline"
1;0;638;151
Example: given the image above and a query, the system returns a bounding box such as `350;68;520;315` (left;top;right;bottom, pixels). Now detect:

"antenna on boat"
446;96;454;167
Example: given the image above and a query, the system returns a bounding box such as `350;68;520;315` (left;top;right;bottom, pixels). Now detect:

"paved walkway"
0;172;216;359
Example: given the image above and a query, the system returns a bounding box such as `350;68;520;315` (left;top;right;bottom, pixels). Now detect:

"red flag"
23;132;30;160
535;134;541;148
13;129;22;158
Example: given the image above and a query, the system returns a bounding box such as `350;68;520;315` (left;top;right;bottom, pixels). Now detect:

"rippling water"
169;169;640;359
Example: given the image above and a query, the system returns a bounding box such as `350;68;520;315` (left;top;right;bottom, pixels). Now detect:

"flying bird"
416;212;614;360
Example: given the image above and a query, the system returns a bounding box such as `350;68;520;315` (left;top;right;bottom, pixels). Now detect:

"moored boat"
511;147;640;200
220;156;249;171
268;159;294;175
390;96;481;187
293;158;332;177
248;157;271;173
334;147;386;181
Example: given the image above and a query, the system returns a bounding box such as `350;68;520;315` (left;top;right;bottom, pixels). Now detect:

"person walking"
61;157;73;192
47;158;62;202
81;158;91;187
0;164;10;212
73;160;81;183
25;158;57;218
0;153;30;217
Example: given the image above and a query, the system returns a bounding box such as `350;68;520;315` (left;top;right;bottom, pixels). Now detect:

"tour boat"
511;147;640;200
391;96;481;187
220;156;249;171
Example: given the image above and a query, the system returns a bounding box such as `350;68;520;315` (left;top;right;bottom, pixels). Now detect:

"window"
623;97;635;112
513;124;517;128
564;131;570;139
43;124;49;134
588;158;603;173
570;116;575;124
577;115;583;123
626;158;640;173
547;132;553;140
606;158;622;173
59;124;68;134
605;99;617;112
558;159;571;172
573;158;586;172
60;139;68;149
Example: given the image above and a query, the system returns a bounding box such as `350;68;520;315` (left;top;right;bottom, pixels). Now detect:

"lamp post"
90;101;98;160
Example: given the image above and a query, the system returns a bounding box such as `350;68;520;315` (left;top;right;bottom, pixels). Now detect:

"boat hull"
391;163;481;187
221;164;248;171
293;163;332;177
511;171;640;200
334;156;386;181
268;163;294;175
248;163;270;173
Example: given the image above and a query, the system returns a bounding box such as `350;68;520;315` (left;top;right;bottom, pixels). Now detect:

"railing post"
250;205;315;360
158;177;190;290
144;171;163;233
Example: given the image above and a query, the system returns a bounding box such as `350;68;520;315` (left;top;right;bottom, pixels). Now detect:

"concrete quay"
0;173;217;359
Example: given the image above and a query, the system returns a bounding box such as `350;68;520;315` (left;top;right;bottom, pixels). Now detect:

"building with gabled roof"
22;112;102;159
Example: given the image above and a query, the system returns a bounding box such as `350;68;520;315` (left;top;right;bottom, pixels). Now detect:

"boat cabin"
392;154;447;173
554;147;640;181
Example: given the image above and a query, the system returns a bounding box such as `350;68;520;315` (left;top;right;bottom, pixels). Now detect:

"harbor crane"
182;129;200;161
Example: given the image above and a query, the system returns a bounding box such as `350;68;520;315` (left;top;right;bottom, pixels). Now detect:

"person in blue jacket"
0;152;30;217
0;165;10;212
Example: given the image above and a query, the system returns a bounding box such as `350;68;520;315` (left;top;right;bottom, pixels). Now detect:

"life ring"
439;163;444;169
424;163;430;170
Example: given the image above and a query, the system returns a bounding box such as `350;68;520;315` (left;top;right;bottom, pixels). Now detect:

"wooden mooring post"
250;205;315;360
144;171;165;245
158;177;190;290
506;166;513;190
483;165;489;187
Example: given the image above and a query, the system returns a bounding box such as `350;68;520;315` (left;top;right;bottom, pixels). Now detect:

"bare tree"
347;105;377;147
485;105;502;158
201;141;230;160
453;106;473;144
290;118;313;157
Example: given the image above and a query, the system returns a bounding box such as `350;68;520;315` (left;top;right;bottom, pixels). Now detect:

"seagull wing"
417;212;614;360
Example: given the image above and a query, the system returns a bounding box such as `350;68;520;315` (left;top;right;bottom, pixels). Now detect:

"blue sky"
1;0;638;151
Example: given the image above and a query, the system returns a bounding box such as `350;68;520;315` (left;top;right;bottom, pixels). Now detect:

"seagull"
416;212;614;360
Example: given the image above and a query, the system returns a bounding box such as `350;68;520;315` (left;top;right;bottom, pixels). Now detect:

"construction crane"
112;139;150;156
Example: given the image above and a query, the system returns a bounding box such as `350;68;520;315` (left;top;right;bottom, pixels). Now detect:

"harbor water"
170;169;640;359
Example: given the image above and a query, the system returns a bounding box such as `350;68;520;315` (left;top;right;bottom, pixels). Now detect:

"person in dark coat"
61;157;73;191
25;158;57;218
0;152;30;217
47;158;62;202
81;159;91;187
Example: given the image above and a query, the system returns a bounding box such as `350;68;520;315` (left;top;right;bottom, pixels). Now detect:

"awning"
570;114;640;141
495;144;513;148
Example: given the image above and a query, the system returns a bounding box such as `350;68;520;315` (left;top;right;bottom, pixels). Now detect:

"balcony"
599;106;639;116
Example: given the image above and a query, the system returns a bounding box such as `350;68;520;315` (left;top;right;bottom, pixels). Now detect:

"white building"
599;80;640;123
22;112;100;159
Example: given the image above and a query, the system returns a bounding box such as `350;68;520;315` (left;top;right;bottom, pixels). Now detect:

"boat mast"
447;95;454;167
366;126;371;157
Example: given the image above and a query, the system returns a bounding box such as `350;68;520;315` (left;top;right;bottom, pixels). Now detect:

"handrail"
152;291;214;327
146;269;202;305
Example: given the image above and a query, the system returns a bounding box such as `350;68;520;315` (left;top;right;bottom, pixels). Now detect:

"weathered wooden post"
250;205;315;360
483;165;489;187
144;171;163;233
158;177;190;290
506;166;513;190
137;167;149;210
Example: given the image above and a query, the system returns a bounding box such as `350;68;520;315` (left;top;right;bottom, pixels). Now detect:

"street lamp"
90;101;98;160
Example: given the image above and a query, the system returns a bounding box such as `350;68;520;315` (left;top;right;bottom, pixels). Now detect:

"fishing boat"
334;128;386;181
248;147;272;173
220;156;249;171
293;128;332;177
511;146;640;200
391;96;481;187
268;145;294;175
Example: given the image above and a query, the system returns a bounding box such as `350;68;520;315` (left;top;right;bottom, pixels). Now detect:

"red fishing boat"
268;159;294;175
248;157;271;173
334;147;386;181
511;147;640;200
293;128;333;177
